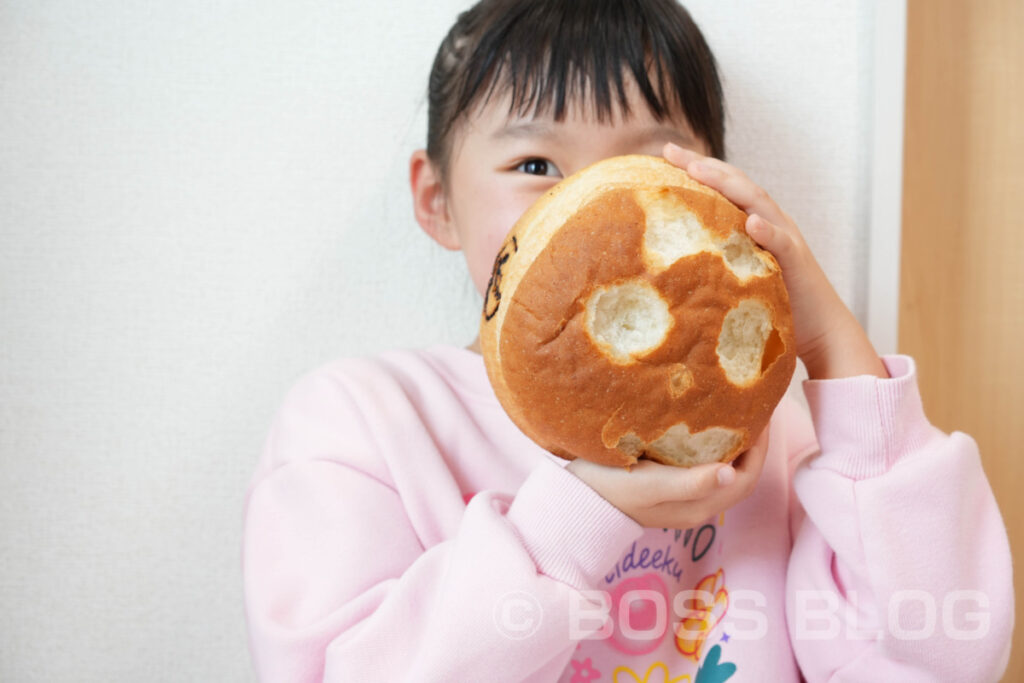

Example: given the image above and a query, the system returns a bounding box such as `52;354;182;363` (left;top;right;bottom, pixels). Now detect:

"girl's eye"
515;158;561;177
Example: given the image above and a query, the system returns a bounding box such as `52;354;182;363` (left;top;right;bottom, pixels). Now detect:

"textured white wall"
0;1;892;680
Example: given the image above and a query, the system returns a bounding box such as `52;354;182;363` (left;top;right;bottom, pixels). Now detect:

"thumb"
633;460;735;505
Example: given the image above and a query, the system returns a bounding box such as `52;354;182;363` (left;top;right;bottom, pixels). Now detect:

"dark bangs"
427;0;725;174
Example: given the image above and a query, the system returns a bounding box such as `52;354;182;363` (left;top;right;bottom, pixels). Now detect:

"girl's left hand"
663;142;888;381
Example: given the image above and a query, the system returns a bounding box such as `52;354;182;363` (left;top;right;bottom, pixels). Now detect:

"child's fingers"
626;459;729;505
663;142;790;230
648;429;770;528
686;163;789;228
733;425;770;470
662;141;703;167
745;214;801;268
568;457;723;511
688;428;769;507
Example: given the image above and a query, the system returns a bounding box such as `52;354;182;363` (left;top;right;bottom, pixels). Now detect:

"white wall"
0;1;900;680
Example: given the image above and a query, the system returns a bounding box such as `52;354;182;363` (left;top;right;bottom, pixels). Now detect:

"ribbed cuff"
507;458;643;590
802;355;940;480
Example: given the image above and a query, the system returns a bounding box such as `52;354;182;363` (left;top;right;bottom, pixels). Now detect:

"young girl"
243;1;1014;680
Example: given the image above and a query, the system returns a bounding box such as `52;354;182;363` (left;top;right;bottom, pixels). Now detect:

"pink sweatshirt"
242;345;1013;682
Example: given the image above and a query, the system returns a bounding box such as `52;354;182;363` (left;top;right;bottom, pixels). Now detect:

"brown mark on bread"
483;235;518;322
667;363;694;397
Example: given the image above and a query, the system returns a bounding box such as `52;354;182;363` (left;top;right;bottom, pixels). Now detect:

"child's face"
420;78;710;298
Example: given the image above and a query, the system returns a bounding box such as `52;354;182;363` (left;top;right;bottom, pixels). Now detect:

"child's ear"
410;150;460;250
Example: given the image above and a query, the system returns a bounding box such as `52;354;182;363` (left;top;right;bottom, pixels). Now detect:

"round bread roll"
479;154;797;468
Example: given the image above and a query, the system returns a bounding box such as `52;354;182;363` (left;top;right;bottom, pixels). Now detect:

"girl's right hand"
564;426;769;529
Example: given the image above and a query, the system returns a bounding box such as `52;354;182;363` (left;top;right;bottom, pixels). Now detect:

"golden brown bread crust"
479;155;796;468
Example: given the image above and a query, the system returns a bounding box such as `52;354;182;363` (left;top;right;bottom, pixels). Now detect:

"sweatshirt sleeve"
242;367;643;682
785;355;1014;682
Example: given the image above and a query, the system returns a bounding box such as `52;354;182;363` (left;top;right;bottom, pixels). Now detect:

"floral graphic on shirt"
607;572;671;655
694;645;736;683
570;656;601;682
675;569;729;662
612;661;691;683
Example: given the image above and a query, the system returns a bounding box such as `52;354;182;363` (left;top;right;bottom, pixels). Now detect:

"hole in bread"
585;280;672;363
638;190;771;282
640;191;712;270
616;433;645;457
761;327;785;374
717;299;775;386
721;233;770;280
617;423;743;467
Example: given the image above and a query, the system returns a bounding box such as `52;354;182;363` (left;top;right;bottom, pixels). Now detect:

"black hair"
426;0;725;181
